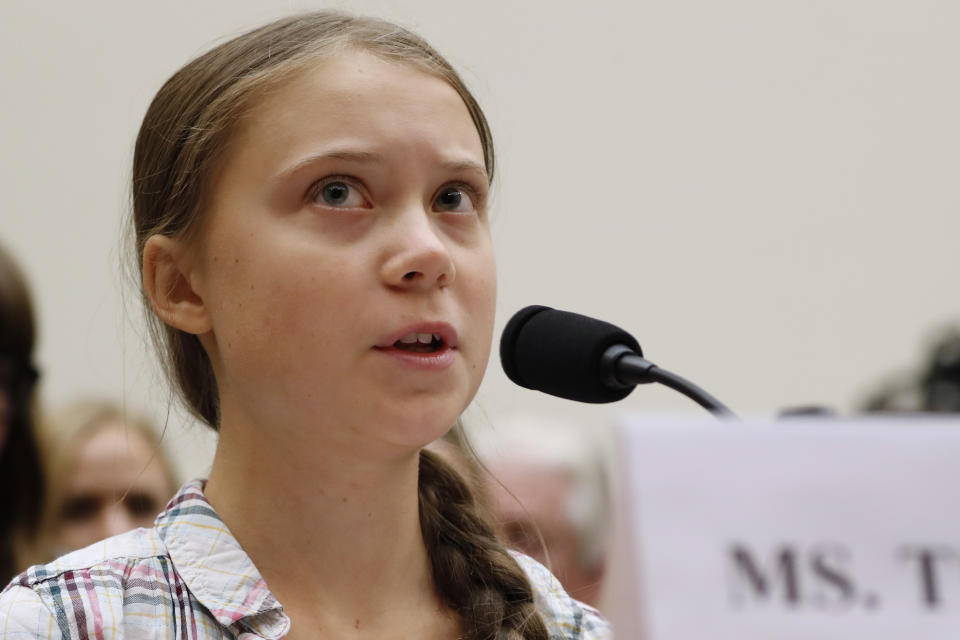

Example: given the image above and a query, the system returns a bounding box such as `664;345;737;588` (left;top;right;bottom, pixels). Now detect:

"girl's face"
188;50;496;451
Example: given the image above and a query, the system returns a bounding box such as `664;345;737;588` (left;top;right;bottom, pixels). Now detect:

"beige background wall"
2;0;958;479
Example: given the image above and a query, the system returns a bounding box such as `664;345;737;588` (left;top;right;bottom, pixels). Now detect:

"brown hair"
131;11;547;640
0;242;44;583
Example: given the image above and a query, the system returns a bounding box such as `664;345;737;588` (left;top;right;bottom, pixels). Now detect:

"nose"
101;503;137;538
380;210;455;290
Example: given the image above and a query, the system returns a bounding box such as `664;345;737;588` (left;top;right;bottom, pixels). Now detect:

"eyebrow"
274;149;383;181
442;159;489;182
274;148;488;183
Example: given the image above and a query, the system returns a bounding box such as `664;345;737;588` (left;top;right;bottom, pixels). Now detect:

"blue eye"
434;186;475;213
323;182;350;205
311;179;368;208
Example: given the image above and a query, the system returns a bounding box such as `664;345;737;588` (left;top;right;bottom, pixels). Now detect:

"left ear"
141;234;212;335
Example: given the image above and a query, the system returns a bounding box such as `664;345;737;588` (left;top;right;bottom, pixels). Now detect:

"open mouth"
393;332;445;353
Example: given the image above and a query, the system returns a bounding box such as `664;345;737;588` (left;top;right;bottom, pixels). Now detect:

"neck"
204;415;449;636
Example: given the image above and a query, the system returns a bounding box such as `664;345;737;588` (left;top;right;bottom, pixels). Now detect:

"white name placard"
606;415;960;640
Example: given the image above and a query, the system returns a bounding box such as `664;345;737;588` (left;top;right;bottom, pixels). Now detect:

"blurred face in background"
52;422;173;553
485;462;604;607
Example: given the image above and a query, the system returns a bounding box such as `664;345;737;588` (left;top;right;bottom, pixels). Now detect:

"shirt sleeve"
0;585;64;640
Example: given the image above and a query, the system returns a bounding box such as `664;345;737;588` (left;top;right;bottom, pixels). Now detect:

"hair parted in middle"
131;11;549;640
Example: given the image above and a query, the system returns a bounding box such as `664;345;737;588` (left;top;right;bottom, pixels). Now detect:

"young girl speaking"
0;12;609;640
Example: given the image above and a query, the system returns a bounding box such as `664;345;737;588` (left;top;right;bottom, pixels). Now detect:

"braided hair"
420;448;550;640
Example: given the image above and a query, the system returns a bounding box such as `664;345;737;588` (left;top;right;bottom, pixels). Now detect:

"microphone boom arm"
602;345;737;419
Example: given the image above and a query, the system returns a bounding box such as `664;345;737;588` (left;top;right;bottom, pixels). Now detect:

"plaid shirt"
1;479;611;639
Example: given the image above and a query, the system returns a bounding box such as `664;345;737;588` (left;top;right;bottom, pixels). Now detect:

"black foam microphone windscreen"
500;305;642;403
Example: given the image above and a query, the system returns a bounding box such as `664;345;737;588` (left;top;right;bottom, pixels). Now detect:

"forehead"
226;49;484;174
67;424;167;488
73;424;155;467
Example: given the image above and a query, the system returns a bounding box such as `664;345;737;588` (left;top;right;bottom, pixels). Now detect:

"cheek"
205;242;361;369
57;516;101;549
465;244;498;351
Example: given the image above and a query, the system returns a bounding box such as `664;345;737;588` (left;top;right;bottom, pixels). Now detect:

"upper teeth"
399;333;438;344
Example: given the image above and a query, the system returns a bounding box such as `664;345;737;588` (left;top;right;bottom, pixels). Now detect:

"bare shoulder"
511;551;613;640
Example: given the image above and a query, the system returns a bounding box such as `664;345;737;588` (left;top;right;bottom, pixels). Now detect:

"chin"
372;397;468;449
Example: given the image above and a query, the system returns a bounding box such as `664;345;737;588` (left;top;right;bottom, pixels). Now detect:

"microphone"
500;305;735;417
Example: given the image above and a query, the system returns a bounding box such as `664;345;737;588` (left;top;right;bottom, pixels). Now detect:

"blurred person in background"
0;242;44;585
474;414;611;607
862;325;960;413
35;400;179;559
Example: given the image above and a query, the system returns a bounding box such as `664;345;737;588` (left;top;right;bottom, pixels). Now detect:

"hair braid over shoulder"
419;449;550;640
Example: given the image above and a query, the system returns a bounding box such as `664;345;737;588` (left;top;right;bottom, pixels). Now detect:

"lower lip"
374;346;456;370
